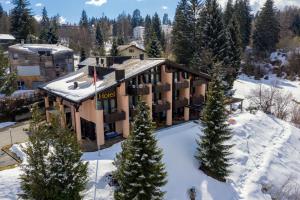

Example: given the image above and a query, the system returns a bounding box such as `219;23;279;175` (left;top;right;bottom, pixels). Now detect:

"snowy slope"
1;113;300;199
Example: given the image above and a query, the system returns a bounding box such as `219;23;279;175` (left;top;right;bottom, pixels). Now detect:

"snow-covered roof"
41;58;166;103
117;44;145;52
9;44;73;55
0;34;15;40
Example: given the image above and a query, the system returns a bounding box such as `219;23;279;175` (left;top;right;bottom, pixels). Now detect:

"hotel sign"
98;90;116;100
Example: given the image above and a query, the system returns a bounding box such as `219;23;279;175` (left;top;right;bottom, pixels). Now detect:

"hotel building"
40;57;209;151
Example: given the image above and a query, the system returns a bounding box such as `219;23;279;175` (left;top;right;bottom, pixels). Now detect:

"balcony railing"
173;98;189;109
127;84;150;96
192;79;204;87
104;111;126;123
191;96;205;105
174;80;189;90
153;83;171;93
153;101;171;113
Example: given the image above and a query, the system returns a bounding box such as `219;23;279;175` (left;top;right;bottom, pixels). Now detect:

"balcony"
153;83;171;93
153;101;171;113
191;96;205;105
173;98;189;109
174;80;189;90
104;111;126;123
192;79;204;87
127;84;150;96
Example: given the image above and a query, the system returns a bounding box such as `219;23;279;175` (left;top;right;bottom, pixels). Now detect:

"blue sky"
0;0;180;23
1;0;300;24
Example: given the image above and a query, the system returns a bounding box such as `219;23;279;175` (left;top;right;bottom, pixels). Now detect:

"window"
129;49;134;53
102;98;117;114
17;81;25;90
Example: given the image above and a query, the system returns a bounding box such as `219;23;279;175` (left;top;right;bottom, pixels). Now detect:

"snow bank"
10;144;27;162
0;122;16;129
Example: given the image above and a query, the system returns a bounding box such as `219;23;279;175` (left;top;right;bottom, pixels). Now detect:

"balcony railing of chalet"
153;101;171;113
153;83;171;93
174;80;189;90
127;84;150;96
104;111;126;123
191;96;205;105
192;79;204;87
173;98;189;109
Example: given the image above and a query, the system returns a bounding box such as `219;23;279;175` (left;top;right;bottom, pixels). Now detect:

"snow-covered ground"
1;75;300;199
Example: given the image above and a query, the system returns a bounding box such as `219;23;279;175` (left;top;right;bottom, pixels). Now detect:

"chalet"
117;44;146;59
40;57;209;151
9;43;74;89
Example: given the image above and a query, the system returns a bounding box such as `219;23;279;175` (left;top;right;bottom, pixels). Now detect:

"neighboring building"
162;25;173;36
117;44;146;59
9;44;74;90
40;57;209;151
133;26;145;41
0;34;15;50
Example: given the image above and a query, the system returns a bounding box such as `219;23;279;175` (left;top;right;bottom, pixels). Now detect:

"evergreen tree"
46;15;59;44
253;0;280;54
47;113;88;199
19;104;52;199
117;36;124;45
225;16;242;90
172;0;193;64
199;0;229;73
144;15;152;47
132;9;143;28
234;0;252;49
113;100;167;200
0;48;16;95
110;38;118;56
196;64;233;182
39;7;50;43
10;0;34;41
80;48;87;62
0;3;3;18
79;10;89;28
151;13;162;43
224;0;234;25
291;14;300;36
95;23;105;56
146;33;162;58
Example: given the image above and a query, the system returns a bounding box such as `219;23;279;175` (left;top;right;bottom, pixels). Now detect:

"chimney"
115;70;125;82
140;54;144;60
74;82;78;89
96;57;100;66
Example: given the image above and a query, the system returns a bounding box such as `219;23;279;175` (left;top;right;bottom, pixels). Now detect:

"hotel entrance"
80;118;97;151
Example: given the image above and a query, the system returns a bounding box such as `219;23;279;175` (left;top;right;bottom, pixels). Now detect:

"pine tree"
113;100;167;200
0;3;3;18
0;48;16;95
291;14;300;36
111;39;118;56
80;48;86;62
10;0;34;41
19;104;52;199
47;112;88;199
234;0;252;49
79;10;89;28
152;13;162;43
144;15;152;47
117;36;124;45
132;9;143;28
172;0;193;64
253;0;280;54
39;7;50;43
224;0;234;25
196;64;233;182
199;0;229;73
225;15;242;91
146;33;162;58
95;23;105;56
162;13;171;25
46;15;59;44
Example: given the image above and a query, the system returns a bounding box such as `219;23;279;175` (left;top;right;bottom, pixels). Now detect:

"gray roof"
78;57;97;67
